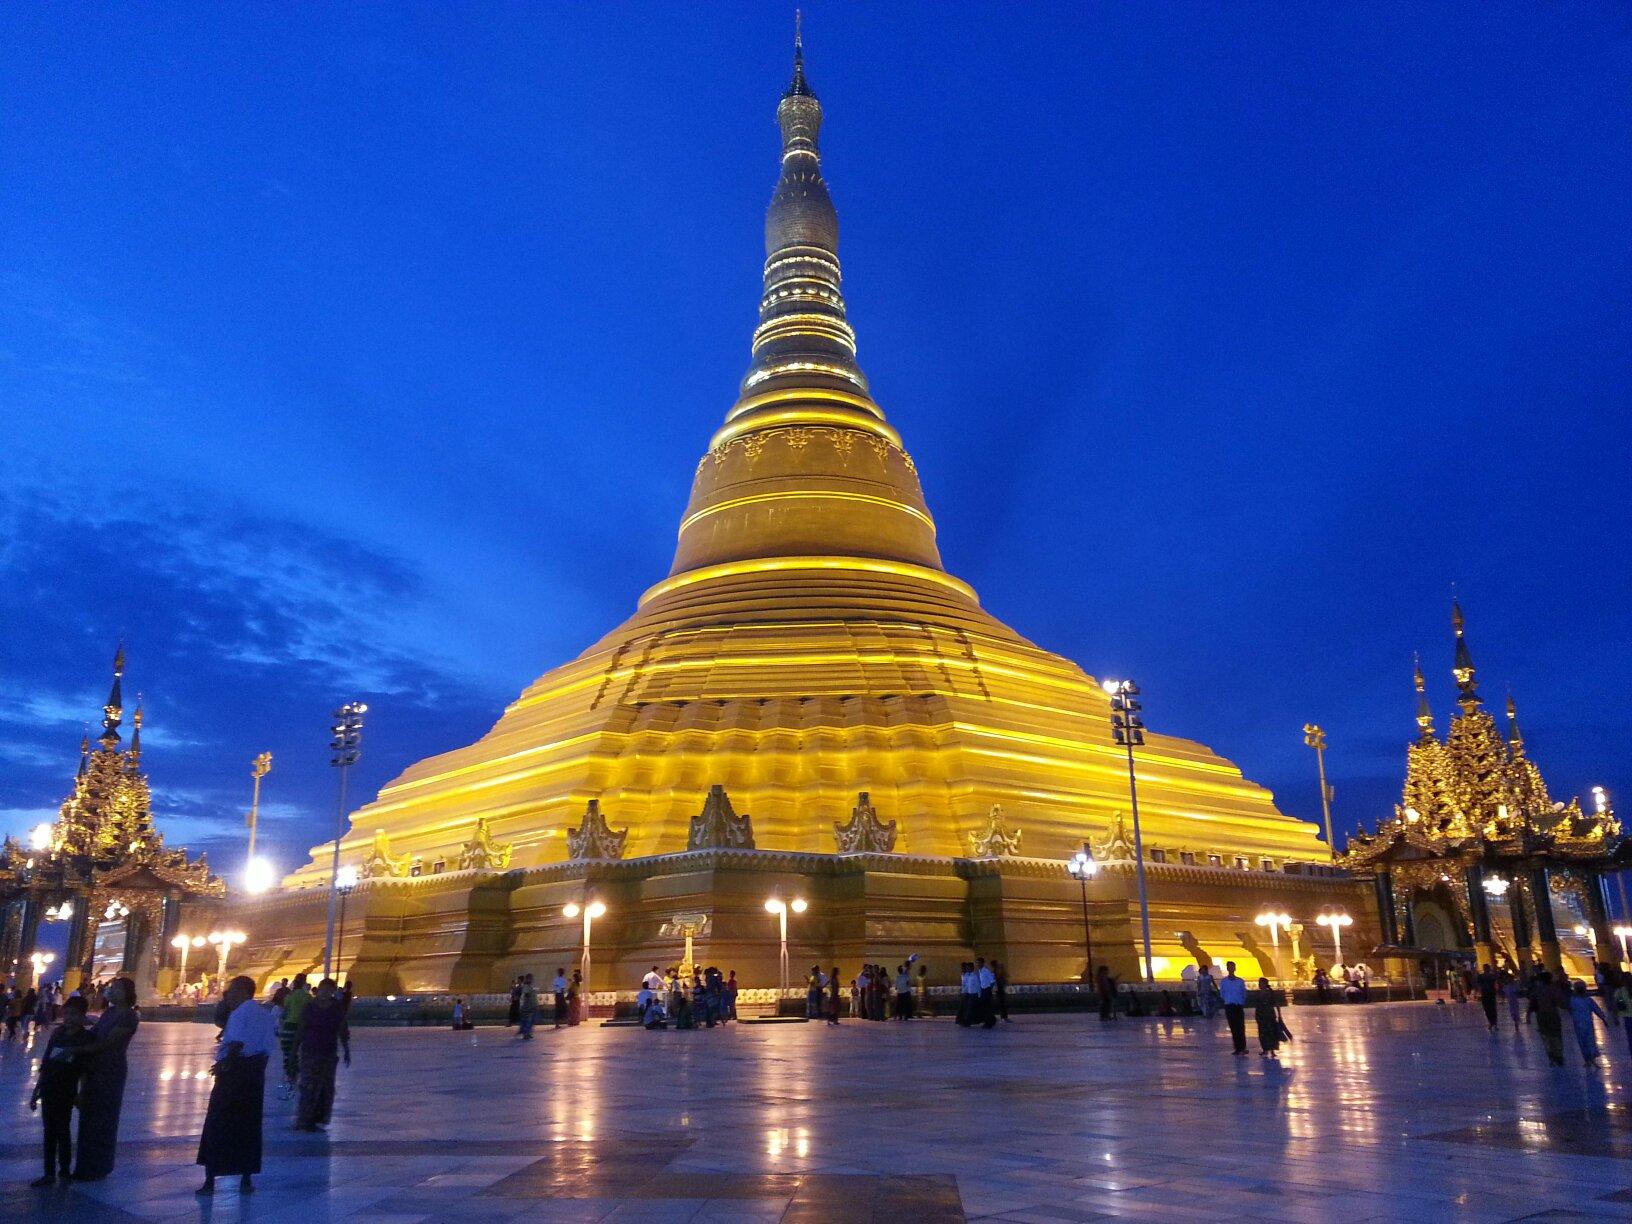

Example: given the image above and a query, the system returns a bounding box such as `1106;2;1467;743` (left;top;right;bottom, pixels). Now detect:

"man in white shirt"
552;969;570;1029
975;958;998;1028
642;966;664;993
1217;961;1249;1055
956;962;976;1026
197;975;280;1195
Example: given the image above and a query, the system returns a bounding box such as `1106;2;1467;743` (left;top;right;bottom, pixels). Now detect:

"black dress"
197;1053;269;1176
74;1006;139;1180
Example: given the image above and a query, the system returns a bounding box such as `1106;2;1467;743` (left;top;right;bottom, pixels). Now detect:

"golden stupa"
248;38;1365;993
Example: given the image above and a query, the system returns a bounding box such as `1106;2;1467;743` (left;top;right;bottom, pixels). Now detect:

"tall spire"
1413;654;1434;738
100;643;126;747
787;10;812;98
1451;601;1480;710
735;16;868;409
663;19;945;583
1505;693;1524;754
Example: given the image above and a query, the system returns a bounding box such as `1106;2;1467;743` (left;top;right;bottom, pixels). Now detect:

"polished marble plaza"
2;1002;1632;1222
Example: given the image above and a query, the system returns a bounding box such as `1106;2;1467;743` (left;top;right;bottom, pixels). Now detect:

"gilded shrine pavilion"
229;40;1375;993
0;649;223;993
1340;607;1624;981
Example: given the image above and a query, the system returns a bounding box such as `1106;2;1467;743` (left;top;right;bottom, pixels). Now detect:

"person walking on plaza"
976;957;998;1028
1613;976;1632;1060
827;965;842;1025
1219;962;1249;1056
277;974;312;1097
29;995;93;1187
507;976;522;1027
517;973;538;1040
956;962;975;1026
1095;965;1117;1022
294;978;350;1132
993;960;1011;1022
894;964;913;1020
1533;971;1567;1066
1195;966;1218;1018
806;966;825;1019
1569;980;1608;1067
1502;969;1523;1031
197;975;279;1195
1475;964;1500;1033
72;977;140;1182
551;969;569;1029
1254;977;1286;1058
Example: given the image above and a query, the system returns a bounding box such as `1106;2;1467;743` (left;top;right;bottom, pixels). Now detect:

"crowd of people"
1455;961;1630;1068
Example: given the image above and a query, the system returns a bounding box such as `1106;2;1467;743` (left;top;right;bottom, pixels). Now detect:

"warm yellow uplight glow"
28;823;52;851
585;901;607;920
563;902;581;919
789;898;808;914
244;856;276;896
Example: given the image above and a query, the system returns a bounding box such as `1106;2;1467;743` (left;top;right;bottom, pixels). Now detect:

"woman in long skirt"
295;978;350;1131
198;975;280;1194
72;977;140;1181
1254;978;1284;1058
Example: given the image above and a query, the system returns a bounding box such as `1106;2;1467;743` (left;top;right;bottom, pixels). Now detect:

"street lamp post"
1302;725;1336;861
1315;908;1353;968
1103;679;1154;982
563;899;606;990
1255;909;1291;984
1066;846;1099;982
333;866;359;983
28;951;54;988
208;929;245;988
170;934;204;994
323;703;366;980
1613;925;1632;968
764;895;808;997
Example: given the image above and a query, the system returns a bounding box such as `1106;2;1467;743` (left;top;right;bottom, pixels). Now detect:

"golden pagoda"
243;34;1366;994
0;647;223;993
1341;606;1622;977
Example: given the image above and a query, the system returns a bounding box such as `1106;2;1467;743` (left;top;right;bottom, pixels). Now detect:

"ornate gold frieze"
360;830;410;880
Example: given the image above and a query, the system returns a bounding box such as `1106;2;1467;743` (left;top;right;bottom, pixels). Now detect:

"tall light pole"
1316;908;1352;968
1066;845;1099;982
1103;679;1154;982
323;702;366;980
1255;909;1291;984
333;866;359;983
563;899;606;989
1302;725;1335;861
764;895;807;996
246;751;272;860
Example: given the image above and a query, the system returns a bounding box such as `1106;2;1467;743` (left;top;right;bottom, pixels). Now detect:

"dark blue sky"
3;4;1628;884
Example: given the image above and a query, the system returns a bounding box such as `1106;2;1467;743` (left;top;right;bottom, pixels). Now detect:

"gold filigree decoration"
1090;813;1137;864
360;829;410;880
966;805;1021;859
457;817;513;871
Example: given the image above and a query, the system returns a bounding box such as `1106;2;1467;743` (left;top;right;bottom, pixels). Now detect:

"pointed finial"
100;642;125;746
1505;692;1524;752
1413;653;1434;737
785;8;813;98
77;731;90;778
1450;601;1479;709
128;694;144;764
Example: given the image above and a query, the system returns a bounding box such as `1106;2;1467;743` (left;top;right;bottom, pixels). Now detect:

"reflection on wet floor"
1;1003;1632;1220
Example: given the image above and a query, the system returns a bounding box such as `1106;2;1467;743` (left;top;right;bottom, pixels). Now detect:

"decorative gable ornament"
457;816;514;871
566;800;628;861
1091;813;1137;864
966;805;1022;859
834;791;898;854
360;829;410;879
687;785;756;851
